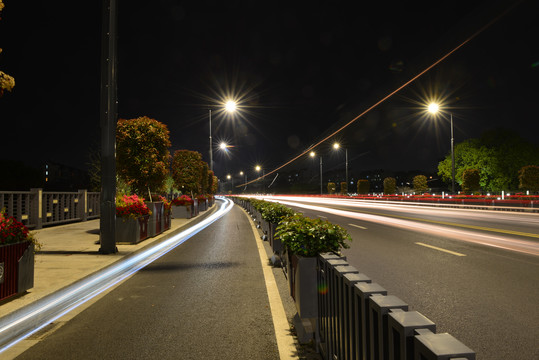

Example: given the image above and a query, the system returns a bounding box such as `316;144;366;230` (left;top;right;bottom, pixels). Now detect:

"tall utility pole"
209;109;213;172
99;0;118;254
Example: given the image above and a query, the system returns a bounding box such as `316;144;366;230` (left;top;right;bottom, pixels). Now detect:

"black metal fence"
0;189;100;229
317;253;475;360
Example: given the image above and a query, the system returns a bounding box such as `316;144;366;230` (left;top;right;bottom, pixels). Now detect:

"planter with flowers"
197;195;208;212
145;196;164;238
159;196;172;230
115;195;151;244
0;210;39;302
275;215;351;319
261;202;295;264
171;195;194;219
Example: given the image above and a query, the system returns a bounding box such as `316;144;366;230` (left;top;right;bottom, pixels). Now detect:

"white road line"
247;211;298;359
348;223;367;230
415;242;466;257
317;215;327;219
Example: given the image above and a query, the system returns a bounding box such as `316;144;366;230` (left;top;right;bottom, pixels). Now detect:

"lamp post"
209;101;236;172
428;103;455;194
255;165;264;193
333;143;348;193
310;151;323;195
239;171;247;192
227;174;234;194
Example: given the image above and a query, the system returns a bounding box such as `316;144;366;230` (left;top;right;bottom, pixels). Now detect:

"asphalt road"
272;196;539;360
14;206;280;360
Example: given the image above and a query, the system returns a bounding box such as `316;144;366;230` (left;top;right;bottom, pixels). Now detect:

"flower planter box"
164;212;171;230
171;205;192;219
268;222;282;253
198;199;208;211
287;253;318;319
0;241;34;302
115;215;149;244
145;201;164;237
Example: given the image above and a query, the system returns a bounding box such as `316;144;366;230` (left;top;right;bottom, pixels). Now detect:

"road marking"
246;210;298;359
348;223;367;230
415;242;466;257
317;215;327;219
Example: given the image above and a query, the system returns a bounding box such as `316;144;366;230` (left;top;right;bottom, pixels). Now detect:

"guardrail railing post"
29;188;42;229
413;329;475;360
354;282;387;360
78;189;88;221
388;309;435;360
342;271;371;360
368;294;408;360
317;253;346;359
334;265;359;360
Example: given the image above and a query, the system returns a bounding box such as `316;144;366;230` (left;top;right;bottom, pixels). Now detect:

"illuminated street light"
225;100;237;113
255;165;265;193
310;151;323;195
333;142;348;193
428;102;455;194
219;142;228;150
209;100;237;172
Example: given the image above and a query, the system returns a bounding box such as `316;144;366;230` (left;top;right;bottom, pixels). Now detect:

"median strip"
415;242;466;257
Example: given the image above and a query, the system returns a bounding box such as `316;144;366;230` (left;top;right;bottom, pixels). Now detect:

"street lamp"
310;151;323;195
428;102;455;194
255;165;265;193
239;171;247;192
209;101;236;172
333;142;348;192
227;174;234;193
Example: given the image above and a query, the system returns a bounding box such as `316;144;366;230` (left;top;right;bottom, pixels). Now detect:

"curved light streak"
0;197;234;354
260;196;539;257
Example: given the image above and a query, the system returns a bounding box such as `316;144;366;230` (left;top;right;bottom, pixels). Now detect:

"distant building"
43;162;90;191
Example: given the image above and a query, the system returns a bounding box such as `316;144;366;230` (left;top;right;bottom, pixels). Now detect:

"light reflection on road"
258;196;539;257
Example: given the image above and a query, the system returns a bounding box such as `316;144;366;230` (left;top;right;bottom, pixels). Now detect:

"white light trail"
0;197;233;354
258;196;539;257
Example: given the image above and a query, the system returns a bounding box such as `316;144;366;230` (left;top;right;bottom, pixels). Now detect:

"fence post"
334;265;359;360
413;329;475;360
354;282;387;360
388;309;436;360
30;188;43;229
78;189;88;222
342;271;371;360
368;294;408;360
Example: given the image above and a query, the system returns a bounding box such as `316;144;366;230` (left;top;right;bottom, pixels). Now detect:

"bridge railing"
317;253;475;360
0;188;100;229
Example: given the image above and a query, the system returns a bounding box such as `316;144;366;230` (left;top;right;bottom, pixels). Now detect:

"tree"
207;170;215;195
327;182;336;194
116;116;171;195
211;175;218;194
172;150;203;196
413;175;428;194
200;161;209;194
340;182;347;195
438;129;539;192
519;165;539;193
357;179;370;194
383;177;396;194
462;169;481;194
0;0;15;97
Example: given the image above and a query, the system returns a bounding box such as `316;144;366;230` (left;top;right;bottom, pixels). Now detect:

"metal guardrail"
0;189;100;229
317;253;475;360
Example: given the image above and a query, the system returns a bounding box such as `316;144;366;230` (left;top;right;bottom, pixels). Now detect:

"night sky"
1;0;538;185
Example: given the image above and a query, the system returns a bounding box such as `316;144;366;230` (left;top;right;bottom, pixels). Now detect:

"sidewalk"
1;201;321;359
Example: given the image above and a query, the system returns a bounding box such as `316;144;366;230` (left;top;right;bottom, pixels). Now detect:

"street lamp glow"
333;142;340;149
227;174;231;179
239;171;244;176
428;102;439;114
255;165;261;172
225;100;237;113
310;151;316;157
219;142;228;150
